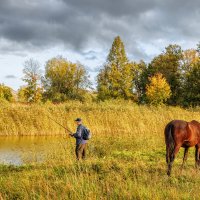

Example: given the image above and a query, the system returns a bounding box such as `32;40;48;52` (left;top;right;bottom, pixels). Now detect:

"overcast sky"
0;0;200;90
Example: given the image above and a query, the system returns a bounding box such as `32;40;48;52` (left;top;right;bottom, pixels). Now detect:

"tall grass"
0;100;199;136
0;101;200;199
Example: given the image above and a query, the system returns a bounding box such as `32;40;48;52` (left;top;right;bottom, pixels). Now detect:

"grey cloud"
0;0;200;62
5;75;17;79
80;51;98;60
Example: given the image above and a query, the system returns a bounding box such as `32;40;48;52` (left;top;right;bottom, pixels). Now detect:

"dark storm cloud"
0;0;200;60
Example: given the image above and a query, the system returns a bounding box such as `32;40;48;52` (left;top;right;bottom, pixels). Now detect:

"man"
70;118;87;160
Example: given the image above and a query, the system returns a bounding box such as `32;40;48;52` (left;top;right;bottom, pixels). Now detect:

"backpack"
82;127;91;140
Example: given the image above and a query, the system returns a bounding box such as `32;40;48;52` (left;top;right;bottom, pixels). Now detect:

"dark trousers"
75;144;87;160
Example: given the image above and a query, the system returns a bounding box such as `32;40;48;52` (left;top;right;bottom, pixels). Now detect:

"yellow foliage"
146;73;171;105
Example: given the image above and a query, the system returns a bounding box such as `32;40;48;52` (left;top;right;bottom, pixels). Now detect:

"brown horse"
165;120;200;176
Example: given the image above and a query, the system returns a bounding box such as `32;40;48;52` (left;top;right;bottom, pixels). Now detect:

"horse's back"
164;120;185;143
165;120;200;147
189;120;200;127
187;120;200;143
171;120;188;128
165;120;188;133
165;120;188;145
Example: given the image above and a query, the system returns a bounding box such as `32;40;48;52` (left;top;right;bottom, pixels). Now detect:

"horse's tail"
165;123;175;164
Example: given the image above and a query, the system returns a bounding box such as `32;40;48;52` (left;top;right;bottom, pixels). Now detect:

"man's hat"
75;118;82;122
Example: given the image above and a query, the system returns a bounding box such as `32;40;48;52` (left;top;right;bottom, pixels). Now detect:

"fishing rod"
46;115;73;134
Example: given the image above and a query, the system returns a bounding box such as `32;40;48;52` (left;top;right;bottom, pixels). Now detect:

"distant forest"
0;36;200;106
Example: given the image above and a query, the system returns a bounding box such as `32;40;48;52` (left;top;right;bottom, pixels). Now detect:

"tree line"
0;36;200;106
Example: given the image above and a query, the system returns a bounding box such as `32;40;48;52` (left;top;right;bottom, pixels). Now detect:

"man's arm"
72;126;82;138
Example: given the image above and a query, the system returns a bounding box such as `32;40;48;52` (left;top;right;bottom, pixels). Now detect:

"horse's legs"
167;145;181;176
166;145;169;163
181;147;189;169
195;145;200;168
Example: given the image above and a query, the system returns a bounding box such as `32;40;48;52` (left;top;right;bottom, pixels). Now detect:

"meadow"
0;101;200;199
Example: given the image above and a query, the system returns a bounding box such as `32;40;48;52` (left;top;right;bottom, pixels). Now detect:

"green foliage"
17;87;27;102
0;84;14;102
147;44;183;105
17;86;42;103
182;49;199;73
132;60;148;103
22;59;43;103
97;36;135;100
146;73;171;105
183;62;200;106
43;56;91;102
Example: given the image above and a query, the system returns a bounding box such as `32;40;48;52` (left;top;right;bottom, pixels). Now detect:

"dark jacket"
73;124;87;145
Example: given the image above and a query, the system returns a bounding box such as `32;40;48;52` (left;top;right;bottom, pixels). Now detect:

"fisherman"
70;118;90;160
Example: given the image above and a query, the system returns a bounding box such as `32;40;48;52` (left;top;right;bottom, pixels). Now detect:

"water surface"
0;136;68;165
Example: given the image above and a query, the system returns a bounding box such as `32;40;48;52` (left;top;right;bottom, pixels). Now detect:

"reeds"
0;101;199;137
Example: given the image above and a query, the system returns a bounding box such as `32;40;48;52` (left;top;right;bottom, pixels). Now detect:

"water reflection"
0;136;67;165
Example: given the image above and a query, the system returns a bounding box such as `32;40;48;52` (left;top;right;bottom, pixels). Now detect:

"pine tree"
97;36;134;100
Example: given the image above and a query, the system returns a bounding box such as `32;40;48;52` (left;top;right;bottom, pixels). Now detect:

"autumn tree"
148;44;183;105
0;84;14;102
146;73;171;105
182;49;199;73
43;56;90;102
97;36;135;100
133;60;148;103
22;59;43;103
178;49;200;106
17;87;27;102
182;61;200;106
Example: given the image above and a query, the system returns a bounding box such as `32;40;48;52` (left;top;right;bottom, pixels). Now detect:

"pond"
0;136;69;165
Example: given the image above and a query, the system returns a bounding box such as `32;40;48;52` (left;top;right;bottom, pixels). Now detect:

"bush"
0;84;14;102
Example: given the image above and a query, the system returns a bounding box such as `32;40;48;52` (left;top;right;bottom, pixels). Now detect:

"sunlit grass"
0;101;200;199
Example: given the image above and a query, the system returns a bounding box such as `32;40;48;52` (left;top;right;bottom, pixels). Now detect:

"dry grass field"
0;101;200;199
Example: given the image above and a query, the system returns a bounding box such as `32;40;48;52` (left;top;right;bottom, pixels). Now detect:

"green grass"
0;101;200;199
